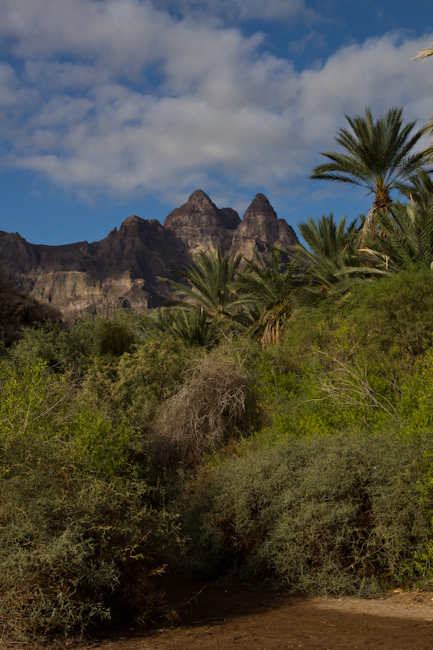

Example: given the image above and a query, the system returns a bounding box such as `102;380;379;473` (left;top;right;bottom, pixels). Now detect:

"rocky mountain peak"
243;193;277;222
0;189;299;318
164;190;240;231
121;215;142;226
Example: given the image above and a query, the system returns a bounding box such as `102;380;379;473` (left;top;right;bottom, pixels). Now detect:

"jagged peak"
243;193;277;221
187;189;213;203
164;189;240;230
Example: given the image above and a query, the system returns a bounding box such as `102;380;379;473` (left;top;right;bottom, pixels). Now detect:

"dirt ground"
72;582;433;650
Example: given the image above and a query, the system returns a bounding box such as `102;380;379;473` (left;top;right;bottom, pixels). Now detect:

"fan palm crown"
310;107;426;230
232;249;305;345
295;213;362;298
160;244;243;317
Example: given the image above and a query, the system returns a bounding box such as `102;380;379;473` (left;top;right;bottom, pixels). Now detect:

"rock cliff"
0;191;298;318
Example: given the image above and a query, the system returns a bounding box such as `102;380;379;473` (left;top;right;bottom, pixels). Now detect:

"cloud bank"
0;0;432;207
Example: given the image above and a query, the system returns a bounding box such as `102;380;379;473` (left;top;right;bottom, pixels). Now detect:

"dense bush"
0;359;183;643
183;433;432;596
347;269;433;361
78;334;191;429
0;463;181;643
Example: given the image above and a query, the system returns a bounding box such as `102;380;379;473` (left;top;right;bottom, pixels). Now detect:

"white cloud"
0;0;432;207
159;0;318;22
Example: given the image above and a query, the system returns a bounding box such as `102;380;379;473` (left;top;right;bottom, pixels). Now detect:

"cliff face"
0;191;298;318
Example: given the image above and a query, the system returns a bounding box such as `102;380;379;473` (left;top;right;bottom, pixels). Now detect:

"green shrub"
98;320;135;356
0;359;141;477
0;464;181;643
347;269;433;361
8;317;101;373
184;433;431;596
0;359;183;643
78;335;190;429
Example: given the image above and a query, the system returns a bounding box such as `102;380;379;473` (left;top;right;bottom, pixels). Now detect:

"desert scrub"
0;359;183;643
149;348;255;469
0;462;182;643
183;432;431;596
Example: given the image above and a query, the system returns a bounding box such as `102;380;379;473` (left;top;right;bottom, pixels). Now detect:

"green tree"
359;194;433;273
310;107;426;237
295;214;370;298
161;244;243;318
233;249;305;344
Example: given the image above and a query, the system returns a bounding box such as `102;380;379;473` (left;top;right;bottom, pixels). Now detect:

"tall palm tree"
160;244;243;318
413;42;433;164
310;107;426;238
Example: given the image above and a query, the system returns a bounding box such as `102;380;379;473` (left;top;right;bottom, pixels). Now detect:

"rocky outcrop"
228;193;296;259
163;189;241;255
0;191;298;318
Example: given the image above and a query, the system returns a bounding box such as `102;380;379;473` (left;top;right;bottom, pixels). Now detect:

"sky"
0;0;432;246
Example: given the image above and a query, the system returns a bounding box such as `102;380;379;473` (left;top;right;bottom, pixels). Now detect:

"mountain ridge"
0;191;298;318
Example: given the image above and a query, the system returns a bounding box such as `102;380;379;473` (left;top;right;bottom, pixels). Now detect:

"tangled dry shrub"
149;353;252;469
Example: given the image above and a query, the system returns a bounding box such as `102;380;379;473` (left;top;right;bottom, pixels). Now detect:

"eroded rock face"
163;190;241;255
0;191;298;318
228;193;296;259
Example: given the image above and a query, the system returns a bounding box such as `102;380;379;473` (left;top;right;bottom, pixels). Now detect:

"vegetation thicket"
3;65;433;643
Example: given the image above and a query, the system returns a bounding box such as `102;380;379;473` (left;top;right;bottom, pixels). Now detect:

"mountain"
0;191;298;318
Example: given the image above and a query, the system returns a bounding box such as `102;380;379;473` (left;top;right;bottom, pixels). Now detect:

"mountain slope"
0;191;298;318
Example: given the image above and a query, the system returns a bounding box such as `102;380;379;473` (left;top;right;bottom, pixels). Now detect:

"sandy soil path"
71;583;433;650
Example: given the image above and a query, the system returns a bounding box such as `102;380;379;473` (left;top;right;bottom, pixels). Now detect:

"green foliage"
8;317;100;372
0;465;181;643
184;433;431;596
412;451;433;585
78;334;190;429
0;359;183;643
0;358;141;478
0;359;73;469
98;319;136;356
360;195;433;272
161;244;243;317
152;307;221;348
232;250;306;344
295;213;367;299
347;269;433;359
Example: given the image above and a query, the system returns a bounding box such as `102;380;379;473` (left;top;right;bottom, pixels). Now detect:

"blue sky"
0;0;432;245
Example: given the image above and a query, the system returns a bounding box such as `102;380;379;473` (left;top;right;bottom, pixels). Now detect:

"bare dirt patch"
63;581;433;650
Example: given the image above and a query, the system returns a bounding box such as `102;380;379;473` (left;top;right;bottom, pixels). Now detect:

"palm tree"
160;244;243;318
413;42;433;164
310;107;426;238
359;195;433;272
397;168;433;206
295;213;365;298
232;249;305;345
152;307;220;348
